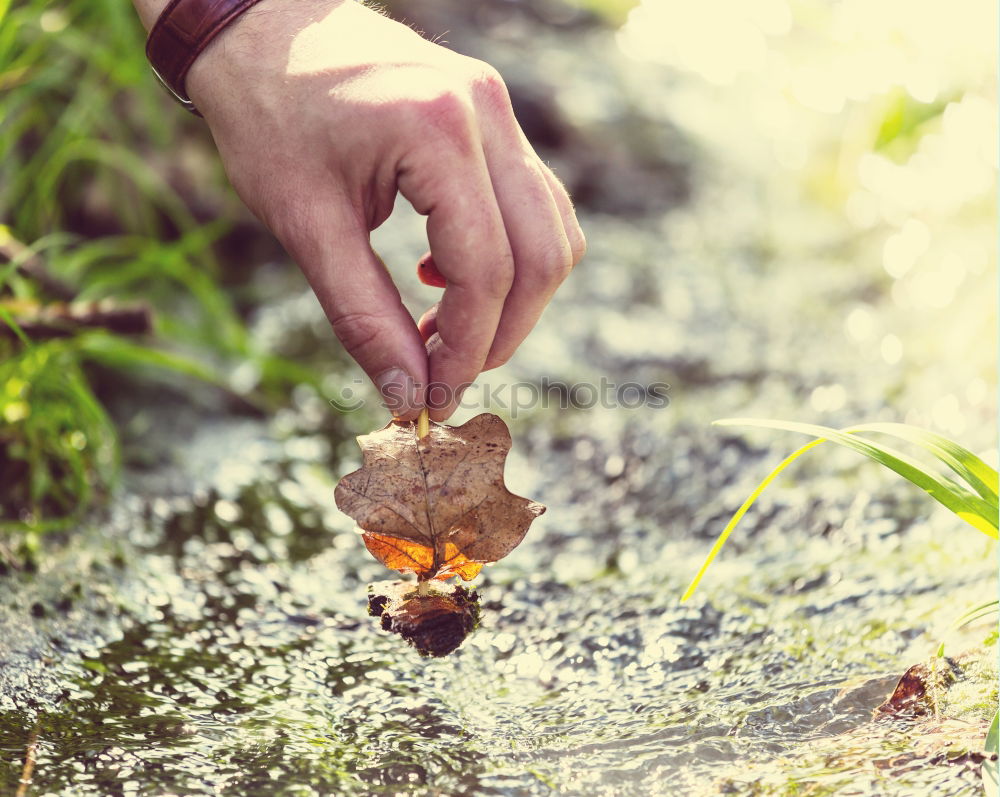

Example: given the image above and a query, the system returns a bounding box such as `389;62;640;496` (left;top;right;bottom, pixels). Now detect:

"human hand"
184;0;585;420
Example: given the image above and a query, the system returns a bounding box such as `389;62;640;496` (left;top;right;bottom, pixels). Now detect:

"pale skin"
132;0;585;421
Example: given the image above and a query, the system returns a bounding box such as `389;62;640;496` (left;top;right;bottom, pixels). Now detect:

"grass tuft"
683;419;998;601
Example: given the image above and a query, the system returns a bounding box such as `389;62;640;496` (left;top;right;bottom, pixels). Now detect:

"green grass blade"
716;419;998;538
985;711;999;795
683;418;999;601
0;305;30;346
851;422;998;506
0;227;77;293
71;333;227;388
955;606;1000;629
954;600;1000;629
681;438;825;602
71;333;268;413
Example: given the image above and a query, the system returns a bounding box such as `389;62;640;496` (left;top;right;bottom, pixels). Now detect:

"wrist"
184;0;352;115
148;0;348;114
182;0;274;111
132;0;171;31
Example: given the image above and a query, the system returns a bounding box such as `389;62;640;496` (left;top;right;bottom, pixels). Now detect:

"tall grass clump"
1;1;319;533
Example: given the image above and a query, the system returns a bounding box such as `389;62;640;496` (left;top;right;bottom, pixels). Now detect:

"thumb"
295;220;429;419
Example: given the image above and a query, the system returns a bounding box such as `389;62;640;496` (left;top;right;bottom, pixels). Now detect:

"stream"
1;1;996;794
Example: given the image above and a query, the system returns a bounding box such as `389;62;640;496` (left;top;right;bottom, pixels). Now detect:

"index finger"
397;132;514;420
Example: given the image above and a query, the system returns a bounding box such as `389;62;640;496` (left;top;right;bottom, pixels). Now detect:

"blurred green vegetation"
873;89;954;160
1;1;317;534
564;0;639;25
0;341;116;531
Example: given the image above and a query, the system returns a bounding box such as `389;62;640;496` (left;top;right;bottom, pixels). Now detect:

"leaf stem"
416;407;429;440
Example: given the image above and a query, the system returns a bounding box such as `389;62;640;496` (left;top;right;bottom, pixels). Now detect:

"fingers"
397;107;515;420
417;302;439;342
471;68;585;370
291;211;429;420
478;146;572;370
408;117;585;385
539;164;587;265
382;66;585;422
415;162;585;371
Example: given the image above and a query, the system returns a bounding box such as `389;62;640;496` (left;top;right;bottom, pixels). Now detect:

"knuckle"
481;257;515;298
468;63;510;108
536;237;575;285
329;309;385;356
431;330;482;374
570;225;587;262
412;88;475;143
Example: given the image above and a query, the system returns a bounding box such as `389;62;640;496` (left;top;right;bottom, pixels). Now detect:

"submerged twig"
15;724;39;797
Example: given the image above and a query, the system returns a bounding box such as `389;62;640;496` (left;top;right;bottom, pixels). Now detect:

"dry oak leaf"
335;413;545;581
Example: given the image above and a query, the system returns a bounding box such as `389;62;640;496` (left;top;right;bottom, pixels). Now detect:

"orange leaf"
362;532;484;581
336;413;544;581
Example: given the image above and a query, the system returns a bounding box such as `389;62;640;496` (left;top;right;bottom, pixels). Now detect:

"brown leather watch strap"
146;0;264;115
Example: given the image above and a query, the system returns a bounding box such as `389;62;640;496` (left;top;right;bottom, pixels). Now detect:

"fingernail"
375;368;418;418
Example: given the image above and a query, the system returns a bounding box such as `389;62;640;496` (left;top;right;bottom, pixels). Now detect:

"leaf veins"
335;413;545;581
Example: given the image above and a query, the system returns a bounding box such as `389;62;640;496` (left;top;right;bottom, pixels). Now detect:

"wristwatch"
145;0;265;116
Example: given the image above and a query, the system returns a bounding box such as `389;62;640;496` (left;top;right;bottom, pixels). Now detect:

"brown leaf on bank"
874;655;965;719
874;663;930;717
335;413;545;581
